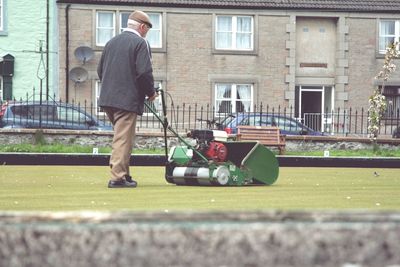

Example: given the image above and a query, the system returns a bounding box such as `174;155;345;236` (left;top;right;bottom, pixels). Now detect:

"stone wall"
1;211;400;267
1;129;400;152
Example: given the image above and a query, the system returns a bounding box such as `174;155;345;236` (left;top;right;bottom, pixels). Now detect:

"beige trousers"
104;107;137;181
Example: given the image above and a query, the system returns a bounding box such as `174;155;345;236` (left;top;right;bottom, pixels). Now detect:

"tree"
368;42;399;141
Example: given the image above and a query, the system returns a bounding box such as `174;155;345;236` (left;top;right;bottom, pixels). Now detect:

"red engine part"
204;141;228;162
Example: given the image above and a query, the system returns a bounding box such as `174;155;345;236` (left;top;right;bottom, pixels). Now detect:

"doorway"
297;86;334;132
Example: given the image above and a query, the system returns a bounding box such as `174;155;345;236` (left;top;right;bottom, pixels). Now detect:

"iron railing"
1;95;400;137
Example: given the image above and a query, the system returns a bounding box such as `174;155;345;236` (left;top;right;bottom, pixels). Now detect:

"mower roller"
144;89;279;186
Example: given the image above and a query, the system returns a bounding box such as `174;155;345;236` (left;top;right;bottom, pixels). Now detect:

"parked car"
393;127;400;138
216;113;324;136
0;101;112;131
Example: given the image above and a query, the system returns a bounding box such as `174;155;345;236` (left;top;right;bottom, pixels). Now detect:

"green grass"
1;166;399;211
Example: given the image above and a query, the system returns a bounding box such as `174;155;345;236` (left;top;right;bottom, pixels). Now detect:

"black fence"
1;96;400;138
141;103;400;137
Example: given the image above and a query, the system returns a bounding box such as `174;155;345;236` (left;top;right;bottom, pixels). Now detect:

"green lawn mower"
145;89;279;186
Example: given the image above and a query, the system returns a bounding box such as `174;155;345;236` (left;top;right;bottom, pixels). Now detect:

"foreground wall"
1;211;400;267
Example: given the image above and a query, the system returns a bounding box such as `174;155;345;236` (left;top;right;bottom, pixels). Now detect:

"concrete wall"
1;210;400;267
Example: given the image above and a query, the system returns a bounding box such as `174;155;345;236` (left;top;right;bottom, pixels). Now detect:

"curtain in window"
216;84;232;113
216;16;232;49
383;86;400;118
237;85;251;112
386;95;400;118
97;13;114;45
379;21;395;52
147;14;161;48
236;17;252;49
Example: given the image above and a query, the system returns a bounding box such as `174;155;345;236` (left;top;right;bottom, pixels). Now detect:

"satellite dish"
69;67;88;83
74;46;94;64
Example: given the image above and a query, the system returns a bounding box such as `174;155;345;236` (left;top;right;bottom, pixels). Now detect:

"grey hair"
127;19;140;29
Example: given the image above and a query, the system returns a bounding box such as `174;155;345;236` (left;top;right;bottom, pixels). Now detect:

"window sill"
212;49;258;56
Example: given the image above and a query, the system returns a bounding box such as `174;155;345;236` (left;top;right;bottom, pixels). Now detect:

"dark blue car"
218;113;324;136
0;101;112;131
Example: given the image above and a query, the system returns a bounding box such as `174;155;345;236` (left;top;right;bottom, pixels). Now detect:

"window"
11;104;57;121
246;116;273;126
147;13;162;48
215;83;253;115
58;106;89;124
120;12;130;32
274;117;299;130
379;20;400;54
95;81;104;115
121;12;162;48
98;11;163;48
383;86;400;120
215;15;253;50
96;11;115;46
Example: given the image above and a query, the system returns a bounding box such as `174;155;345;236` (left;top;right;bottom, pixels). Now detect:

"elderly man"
97;10;157;188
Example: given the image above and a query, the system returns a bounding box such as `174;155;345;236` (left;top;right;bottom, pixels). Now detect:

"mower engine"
189;129;228;162
165;129;279;186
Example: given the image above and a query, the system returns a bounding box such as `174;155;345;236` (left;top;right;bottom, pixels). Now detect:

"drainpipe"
46;0;49;100
65;4;71;102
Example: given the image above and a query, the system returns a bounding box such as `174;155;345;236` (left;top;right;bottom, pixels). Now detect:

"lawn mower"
144;89;279;186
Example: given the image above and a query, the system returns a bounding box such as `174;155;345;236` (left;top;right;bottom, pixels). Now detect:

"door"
300;88;322;131
297;85;334;132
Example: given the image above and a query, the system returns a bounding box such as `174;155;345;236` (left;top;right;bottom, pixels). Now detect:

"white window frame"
379;20;400;54
0;0;3;32
0;76;3;101
98;11;163;49
214;83;254;116
147;13;162;49
95;81;105;115
382;86;400;120
215;15;254;51
96;11;115;46
119;12;130;33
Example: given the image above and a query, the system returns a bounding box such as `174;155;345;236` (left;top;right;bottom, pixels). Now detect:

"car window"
11;105;57;120
247;115;273;126
57;106;89;124
274;117;299;129
217;115;235;128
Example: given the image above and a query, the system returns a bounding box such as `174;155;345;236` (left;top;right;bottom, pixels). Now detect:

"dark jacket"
97;31;155;115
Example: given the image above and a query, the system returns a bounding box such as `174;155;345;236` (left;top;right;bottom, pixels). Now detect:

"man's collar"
123;28;142;38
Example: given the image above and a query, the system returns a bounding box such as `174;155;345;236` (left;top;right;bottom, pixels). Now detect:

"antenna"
74;46;94;64
69;67;88;83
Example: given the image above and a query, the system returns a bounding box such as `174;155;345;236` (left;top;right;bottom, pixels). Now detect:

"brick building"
56;0;400;130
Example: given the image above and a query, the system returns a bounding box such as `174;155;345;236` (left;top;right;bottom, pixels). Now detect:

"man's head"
127;10;152;37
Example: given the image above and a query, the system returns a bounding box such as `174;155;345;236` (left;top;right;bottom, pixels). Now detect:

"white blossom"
369;42;398;140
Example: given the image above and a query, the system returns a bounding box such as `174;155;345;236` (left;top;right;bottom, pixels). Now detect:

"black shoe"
108;178;137;188
125;175;136;183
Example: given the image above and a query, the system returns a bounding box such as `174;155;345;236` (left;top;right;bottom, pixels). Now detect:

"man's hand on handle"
147;91;158;102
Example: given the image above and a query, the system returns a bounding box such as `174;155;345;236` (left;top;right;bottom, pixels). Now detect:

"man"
97;10;157;188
